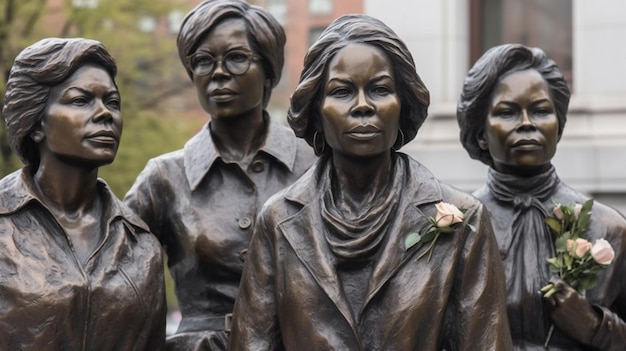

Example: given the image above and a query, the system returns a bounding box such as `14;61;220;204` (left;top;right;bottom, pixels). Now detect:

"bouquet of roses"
541;199;615;346
405;202;475;262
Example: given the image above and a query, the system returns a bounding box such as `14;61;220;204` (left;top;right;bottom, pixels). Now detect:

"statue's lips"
346;125;381;140
512;139;541;150
86;131;118;144
209;89;237;102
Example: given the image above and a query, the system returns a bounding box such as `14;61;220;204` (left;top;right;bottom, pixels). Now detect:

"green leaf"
545;217;562;234
421;229;438;243
554;234;570;252
404;232;422;250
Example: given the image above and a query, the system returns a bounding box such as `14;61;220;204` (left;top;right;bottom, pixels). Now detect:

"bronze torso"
0;168;166;351
229;154;512;350
124;117;316;347
475;168;626;350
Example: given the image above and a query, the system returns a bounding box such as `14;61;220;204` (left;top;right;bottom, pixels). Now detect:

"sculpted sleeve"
447;203;513;350
124;159;166;243
588;216;626;351
229;207;283;351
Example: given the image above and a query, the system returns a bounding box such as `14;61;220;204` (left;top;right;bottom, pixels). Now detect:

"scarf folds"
487;166;562;346
321;157;402;262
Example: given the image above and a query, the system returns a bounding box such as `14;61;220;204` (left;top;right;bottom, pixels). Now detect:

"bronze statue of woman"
229;14;512;350
457;43;626;350
0;37;165;350
124;0;316;350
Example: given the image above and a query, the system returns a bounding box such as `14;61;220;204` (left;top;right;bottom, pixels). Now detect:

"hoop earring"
313;130;326;155
392;129;405;151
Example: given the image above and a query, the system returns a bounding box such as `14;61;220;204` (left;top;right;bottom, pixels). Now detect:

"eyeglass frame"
186;49;262;76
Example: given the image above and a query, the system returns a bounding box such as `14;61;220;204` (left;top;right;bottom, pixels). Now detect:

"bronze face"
192;17;266;120
41;64;122;168
320;43;401;160
482;69;559;176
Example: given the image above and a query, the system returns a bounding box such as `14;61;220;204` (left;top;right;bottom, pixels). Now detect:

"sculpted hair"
3;37;117;169
287;14;430;155
176;0;285;108
456;43;570;167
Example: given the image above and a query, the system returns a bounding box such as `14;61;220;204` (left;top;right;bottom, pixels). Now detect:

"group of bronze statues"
0;0;624;350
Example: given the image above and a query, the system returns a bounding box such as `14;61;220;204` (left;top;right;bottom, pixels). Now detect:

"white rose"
435;202;464;228
591;239;615;265
573;203;583;220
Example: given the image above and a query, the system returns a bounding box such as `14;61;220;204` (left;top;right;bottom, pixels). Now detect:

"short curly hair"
456;43;570;167
287;14;430;155
176;0;285;109
3;37;117;169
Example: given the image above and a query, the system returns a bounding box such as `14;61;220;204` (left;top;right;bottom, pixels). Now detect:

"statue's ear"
477;131;488;150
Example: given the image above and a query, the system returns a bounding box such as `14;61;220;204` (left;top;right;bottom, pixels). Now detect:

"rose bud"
435;202;464;228
573;203;583;220
553;205;564;220
572;238;592;259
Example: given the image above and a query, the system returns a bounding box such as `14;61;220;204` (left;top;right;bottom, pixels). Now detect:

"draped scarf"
321;156;402;262
487;166;560;346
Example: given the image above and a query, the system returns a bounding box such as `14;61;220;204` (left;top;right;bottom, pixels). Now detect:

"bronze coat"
230;154;512;351
476;179;626;350
0;168;166;351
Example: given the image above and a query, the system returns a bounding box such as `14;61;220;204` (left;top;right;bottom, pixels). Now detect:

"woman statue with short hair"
0;37;166;350
124;0;316;350
229;14;512;351
457;43;626;350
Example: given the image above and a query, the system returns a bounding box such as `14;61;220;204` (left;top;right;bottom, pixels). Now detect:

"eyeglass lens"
190;51;253;76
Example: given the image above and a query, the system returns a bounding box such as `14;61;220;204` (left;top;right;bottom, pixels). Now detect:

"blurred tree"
0;0;205;313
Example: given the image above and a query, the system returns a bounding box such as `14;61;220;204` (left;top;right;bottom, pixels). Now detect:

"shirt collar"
0;168;149;238
184;114;299;191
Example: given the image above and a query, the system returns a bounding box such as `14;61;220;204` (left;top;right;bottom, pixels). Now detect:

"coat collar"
0;168;150;238
279;154;443;328
183;114;299;191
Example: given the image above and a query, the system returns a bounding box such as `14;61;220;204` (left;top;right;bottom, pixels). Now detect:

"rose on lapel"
434;202;464;228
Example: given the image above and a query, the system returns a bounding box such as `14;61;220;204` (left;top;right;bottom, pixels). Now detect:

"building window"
309;0;333;15
470;0;573;87
268;0;288;23
308;27;326;46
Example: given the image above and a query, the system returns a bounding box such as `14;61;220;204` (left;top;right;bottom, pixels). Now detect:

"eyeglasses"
186;50;261;76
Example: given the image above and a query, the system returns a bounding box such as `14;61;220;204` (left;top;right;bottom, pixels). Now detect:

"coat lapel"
279;205;357;331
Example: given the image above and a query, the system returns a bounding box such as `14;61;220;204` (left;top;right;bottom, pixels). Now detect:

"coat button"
238;217;252;230
251;160;265;173
239;248;248;262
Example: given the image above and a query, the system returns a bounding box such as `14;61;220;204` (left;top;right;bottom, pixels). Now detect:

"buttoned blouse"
124;118;316;334
0;168;166;351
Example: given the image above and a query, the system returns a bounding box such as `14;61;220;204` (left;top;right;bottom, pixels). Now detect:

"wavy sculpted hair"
456;43;570;167
287;14;430;155
3;37;117;169
176;0;285;109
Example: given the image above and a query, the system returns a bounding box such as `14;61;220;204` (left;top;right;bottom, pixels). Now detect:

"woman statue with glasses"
124;0;316;350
